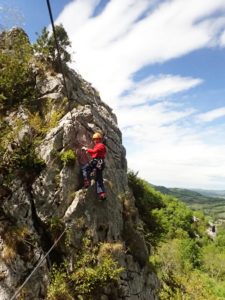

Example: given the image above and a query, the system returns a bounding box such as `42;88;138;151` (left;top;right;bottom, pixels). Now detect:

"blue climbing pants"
82;158;105;194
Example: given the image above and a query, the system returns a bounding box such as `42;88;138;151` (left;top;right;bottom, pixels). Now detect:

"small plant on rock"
46;237;124;299
59;149;76;166
71;237;124;296
47;265;72;300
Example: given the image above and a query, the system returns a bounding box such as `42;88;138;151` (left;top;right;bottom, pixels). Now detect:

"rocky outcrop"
0;29;158;300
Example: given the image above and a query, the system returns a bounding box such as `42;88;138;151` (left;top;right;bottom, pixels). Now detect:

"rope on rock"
10;226;68;300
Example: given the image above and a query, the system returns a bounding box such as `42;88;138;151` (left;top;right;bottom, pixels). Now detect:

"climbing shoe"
98;192;106;200
83;179;91;188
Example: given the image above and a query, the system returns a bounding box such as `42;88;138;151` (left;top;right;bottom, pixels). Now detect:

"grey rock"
0;29;159;300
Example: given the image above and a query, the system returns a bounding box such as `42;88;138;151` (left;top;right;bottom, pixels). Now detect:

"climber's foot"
98;192;106;200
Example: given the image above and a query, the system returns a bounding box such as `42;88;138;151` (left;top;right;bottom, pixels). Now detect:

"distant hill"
191;189;225;198
153;185;225;220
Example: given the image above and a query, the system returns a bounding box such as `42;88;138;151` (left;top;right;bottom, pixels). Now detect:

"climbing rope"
10;225;69;300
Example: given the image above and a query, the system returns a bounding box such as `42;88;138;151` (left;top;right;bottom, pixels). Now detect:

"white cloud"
220;30;225;46
56;0;101;34
123;113;225;189
57;0;225;106
56;0;225;189
117;102;195;135
120;75;203;107
196;107;225;122
129;144;225;189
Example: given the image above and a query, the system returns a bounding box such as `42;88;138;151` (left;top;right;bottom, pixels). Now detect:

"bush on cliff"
0;30;34;112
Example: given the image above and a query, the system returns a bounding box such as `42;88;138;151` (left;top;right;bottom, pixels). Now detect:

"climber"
81;132;107;200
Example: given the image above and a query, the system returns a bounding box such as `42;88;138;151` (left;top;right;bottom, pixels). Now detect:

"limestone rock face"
0;29;158;300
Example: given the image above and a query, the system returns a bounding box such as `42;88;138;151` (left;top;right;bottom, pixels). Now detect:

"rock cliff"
0;29;158;300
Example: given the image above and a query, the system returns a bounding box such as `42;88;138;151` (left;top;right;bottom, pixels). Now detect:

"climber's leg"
81;163;92;188
95;164;106;200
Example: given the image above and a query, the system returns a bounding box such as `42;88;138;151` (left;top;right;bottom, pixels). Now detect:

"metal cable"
10;227;68;300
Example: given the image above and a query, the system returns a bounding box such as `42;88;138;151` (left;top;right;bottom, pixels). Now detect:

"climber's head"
92;132;102;143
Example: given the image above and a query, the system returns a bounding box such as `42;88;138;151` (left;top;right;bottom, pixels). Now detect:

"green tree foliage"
128;171;194;246
202;243;225;280
34;24;71;68
152;196;194;239
0;30;34;111
215;226;225;248
128;171;165;246
179;238;201;269
129;171;225;299
152;239;225;300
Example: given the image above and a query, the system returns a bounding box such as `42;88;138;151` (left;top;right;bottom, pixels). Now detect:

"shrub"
1;225;31;263
48;217;64;241
1;135;45;188
28;110;63;138
10;136;45;173
127;171;166;246
47;238;124;299
0;29;35;112
71;238;124;295
71;254;123;295
47;265;72;300
59;149;76;166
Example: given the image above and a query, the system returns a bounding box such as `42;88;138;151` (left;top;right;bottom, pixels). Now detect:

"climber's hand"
82;146;87;151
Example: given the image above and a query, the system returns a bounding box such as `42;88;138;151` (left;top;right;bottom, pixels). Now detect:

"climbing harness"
95;158;104;170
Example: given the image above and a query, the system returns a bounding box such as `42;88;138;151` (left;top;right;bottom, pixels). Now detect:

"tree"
34;24;71;67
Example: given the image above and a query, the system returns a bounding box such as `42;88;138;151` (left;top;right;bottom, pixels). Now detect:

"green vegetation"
128;171;194;246
0;134;45;190
47;238;124;300
0;30;35;112
59;149;76;166
128;171;225;299
47;265;73;300
0;25;71;114
0;25;71;193
0;224;33;264
34;24;71;69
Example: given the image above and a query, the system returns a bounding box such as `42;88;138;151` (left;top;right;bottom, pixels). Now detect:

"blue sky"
1;0;225;189
0;0;70;41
